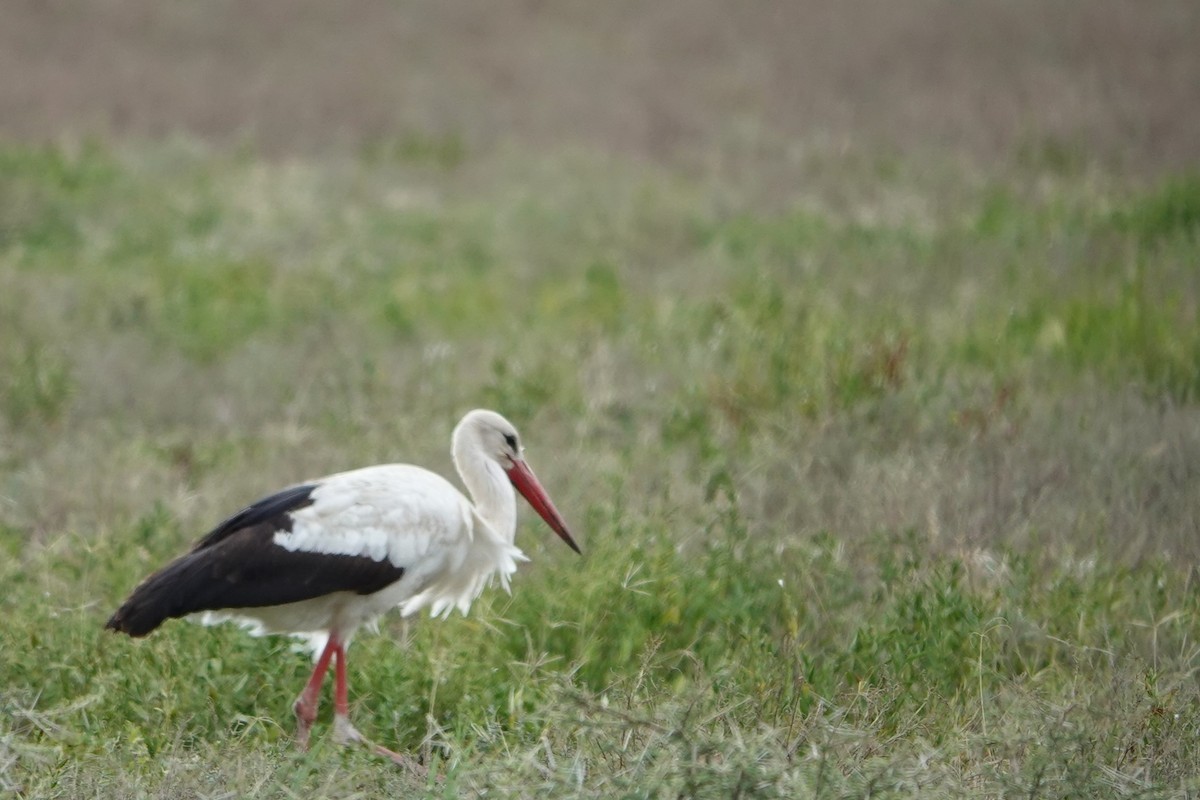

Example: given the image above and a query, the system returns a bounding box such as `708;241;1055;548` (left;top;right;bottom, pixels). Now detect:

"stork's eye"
503;433;518;452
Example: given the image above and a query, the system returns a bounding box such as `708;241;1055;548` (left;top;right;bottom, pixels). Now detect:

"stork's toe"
332;714;366;745
331;715;427;775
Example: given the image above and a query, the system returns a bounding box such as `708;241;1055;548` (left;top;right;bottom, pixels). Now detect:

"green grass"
1;140;1199;797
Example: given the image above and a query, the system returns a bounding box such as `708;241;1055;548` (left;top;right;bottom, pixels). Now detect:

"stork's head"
453;409;581;554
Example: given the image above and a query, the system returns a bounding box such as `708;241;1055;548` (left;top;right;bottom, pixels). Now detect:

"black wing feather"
192;482;320;551
105;483;406;637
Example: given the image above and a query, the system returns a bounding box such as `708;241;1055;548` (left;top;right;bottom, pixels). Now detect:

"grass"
0;138;1199;798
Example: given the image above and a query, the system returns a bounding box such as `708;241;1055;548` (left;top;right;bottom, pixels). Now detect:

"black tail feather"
106;483;321;637
105;551;213;637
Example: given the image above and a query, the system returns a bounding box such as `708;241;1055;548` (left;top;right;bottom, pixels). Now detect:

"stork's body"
105;410;579;763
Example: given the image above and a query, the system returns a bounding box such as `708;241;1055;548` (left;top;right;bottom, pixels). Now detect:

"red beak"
505;458;581;554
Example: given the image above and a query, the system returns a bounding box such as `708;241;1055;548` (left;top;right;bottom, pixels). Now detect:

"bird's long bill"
505;459;581;554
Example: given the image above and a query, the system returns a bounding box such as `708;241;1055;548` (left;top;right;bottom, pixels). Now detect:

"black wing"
105;482;406;637
192;482;320;551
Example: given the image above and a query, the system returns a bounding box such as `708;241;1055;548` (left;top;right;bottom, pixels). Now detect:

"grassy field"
0;136;1198;798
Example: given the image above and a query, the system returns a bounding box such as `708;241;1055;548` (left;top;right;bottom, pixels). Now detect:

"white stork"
105;409;580;764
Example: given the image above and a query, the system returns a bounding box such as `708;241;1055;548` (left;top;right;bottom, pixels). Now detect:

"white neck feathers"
452;419;517;543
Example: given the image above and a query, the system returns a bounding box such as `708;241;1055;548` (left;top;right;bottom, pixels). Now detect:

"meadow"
0;136;1198;798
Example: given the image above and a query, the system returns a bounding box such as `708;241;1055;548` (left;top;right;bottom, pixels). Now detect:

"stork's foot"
372;743;428;776
332;714;428;776
293;697;319;751
331;713;366;745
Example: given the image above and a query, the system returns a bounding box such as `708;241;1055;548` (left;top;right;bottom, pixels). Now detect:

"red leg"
331;641;364;744
333;641;350;718
328;642;426;774
293;634;337;750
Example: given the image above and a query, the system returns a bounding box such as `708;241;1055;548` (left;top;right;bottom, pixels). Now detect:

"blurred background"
3;0;1197;174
